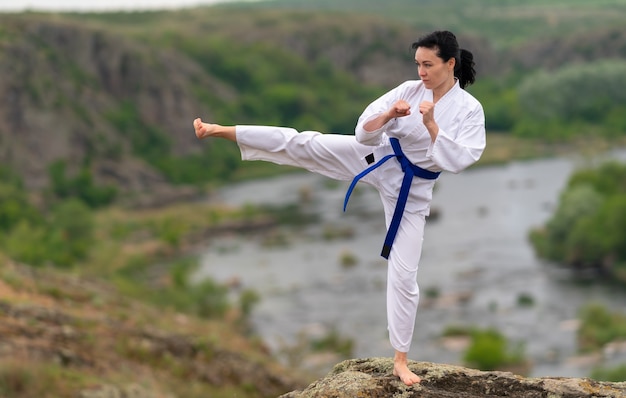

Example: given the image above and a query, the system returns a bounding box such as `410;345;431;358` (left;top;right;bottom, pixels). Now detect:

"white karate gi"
235;79;485;353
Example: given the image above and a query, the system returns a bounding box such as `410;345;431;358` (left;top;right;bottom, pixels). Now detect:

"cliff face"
0;16;211;205
282;358;626;398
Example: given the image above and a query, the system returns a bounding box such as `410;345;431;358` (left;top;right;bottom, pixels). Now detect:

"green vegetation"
178;36;375;130
578;303;626;382
468;60;626;141
1;196;94;268
1;167;280;320
577;303;626;353
516;292;535;307
115;256;230;319
440;325;528;373
236;0;626;49
0;182;42;232
322;224;355;241
515;61;626;140
529;161;626;284
442;326;528;373
276;327;355;373
444;302;626;379
0;167;315;397
590;364;626;382
0;361;98;398
105;100;172;164
338;249;358;268
48;160;117;208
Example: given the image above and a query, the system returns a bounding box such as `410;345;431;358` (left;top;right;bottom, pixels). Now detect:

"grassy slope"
0;255;307;397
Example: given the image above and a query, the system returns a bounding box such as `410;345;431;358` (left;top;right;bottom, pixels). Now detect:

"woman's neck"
433;78;456;103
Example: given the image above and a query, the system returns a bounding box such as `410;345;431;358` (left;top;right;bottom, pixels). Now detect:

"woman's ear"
448;57;456;71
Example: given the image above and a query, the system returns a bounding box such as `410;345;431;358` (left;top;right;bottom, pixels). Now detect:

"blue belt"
343;137;440;259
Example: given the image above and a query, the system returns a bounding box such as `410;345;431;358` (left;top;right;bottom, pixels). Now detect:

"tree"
530;161;626;283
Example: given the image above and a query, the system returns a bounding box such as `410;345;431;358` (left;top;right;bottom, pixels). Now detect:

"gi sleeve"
426;103;486;174
354;83;409;146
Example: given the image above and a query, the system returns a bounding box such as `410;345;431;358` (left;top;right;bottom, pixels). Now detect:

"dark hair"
411;30;476;89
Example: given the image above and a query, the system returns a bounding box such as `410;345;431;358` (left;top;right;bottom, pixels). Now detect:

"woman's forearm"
363;112;394;133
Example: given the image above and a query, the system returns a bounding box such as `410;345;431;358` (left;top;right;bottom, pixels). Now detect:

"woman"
193;30;486;386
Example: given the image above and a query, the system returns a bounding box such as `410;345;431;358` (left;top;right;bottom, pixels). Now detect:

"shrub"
577;303;626;353
441;324;472;337
339;249;358;268
3;199;93;268
424;285;441;299
189;278;230;319
48;160;116;208
530;161;626;282
0;183;42;233
590;363;626;382
516;293;535;307
45;199;94;266
463;328;526;371
239;289;261;318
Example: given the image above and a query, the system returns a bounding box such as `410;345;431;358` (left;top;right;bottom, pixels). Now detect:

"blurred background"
1;1;625;397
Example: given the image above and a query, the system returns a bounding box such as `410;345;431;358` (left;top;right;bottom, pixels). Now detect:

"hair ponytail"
457;48;476;89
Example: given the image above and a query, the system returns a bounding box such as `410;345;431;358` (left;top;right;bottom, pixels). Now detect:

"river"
194;150;626;378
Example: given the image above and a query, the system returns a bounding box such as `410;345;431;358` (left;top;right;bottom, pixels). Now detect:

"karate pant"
236;125;426;353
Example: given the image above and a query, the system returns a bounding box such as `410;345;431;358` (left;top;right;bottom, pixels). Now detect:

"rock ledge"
280;358;626;398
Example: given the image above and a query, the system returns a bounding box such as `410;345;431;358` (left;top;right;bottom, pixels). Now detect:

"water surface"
195;150;626;378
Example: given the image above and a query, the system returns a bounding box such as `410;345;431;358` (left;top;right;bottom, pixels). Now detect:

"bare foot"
193;118;237;142
193;117;217;139
393;352;421;386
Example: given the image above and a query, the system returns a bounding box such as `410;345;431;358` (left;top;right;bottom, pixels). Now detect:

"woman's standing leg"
382;204;426;385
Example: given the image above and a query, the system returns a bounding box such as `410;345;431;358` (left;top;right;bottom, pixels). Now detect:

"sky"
0;0;249;12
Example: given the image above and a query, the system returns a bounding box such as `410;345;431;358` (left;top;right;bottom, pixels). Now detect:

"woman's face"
414;46;455;92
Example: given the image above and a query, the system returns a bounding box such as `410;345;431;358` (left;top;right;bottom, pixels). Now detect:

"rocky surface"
281;358;626;398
